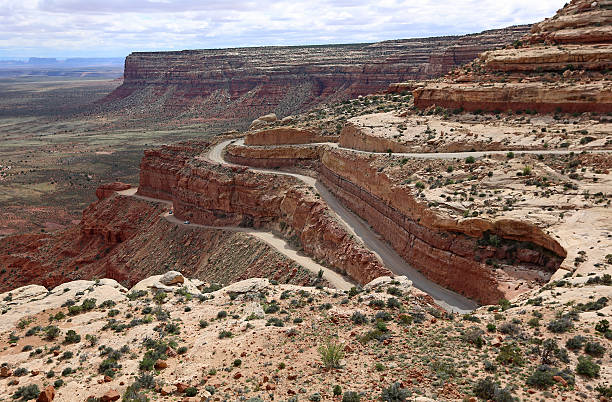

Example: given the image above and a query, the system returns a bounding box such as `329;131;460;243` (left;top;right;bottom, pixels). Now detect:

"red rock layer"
413;82;612;114
137;140;210;200
103;27;529;122
0;194;318;292
319;149;564;304
224;143;321;169
245;128;337;146
413;0;612;114
169;158;390;284
96;182;131;200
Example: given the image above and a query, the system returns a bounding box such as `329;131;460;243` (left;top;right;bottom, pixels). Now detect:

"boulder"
36;385;55;402
364;275;412;290
101;389;120;402
0;366;12;377
259;113;277;123
154;359;168;370
222;278;270;296
243;301;265;319
160;271;184;286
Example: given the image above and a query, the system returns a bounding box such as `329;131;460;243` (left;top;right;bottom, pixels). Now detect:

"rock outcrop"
413;0;612;113
95;182;131;200
318;148;564;304
245;128;336;146
170;155;390;284
137;140;210;200
103;26;529;123
225;143;321;169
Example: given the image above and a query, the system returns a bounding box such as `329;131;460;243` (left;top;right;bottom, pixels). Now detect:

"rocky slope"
0;191;322;293
413;0;612;113
102;26;529;125
0;273;609;401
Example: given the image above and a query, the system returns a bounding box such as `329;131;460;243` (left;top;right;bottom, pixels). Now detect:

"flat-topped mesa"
414;0;612;113
103;26;529;122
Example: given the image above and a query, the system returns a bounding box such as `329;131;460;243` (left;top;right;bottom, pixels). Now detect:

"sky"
0;0;566;58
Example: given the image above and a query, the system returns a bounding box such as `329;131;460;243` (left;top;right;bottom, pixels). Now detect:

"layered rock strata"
317;149;565;304
105;26;529;121
413;0;612;113
169;157;390;284
224;143;322;169
0;192;320;292
137;140;210;200
245;128;337;146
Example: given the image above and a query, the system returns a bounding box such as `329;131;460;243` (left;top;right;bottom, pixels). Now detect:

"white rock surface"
0;279;127;333
160;271;184;286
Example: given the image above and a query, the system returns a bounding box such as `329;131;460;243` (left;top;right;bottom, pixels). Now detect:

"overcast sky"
0;0;565;58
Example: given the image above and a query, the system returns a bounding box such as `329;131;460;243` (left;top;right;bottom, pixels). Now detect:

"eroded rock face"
245;128;336;146
225;143;322;169
319;148;564;304
170;157;390;284
413;82;612;114
0;193;322;293
95;182;131;200
137;141;210;200
103;26;529;122
413;0;612;113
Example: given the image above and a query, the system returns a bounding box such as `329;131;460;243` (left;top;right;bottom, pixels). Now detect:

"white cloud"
0;0;566;57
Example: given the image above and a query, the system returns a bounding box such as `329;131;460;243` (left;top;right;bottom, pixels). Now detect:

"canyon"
0;1;611;400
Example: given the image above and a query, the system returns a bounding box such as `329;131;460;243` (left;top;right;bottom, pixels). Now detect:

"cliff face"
104;26;529;123
318;149;563;304
414;0;612;113
169;158;390;284
137;140;210;200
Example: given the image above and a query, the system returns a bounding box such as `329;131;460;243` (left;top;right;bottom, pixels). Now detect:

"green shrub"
566;335;585;350
547;317;573;333
44;325;60;340
218;330;232;339
473;376;515;402
64;329;81;344
584;341;606;357
351;312;368;325
318;340;344;369
380;382;408;401
12;384;40;401
595;319;609;333
576;356;600;378
342;391;361;402
185;387;198;397
497;343;524;366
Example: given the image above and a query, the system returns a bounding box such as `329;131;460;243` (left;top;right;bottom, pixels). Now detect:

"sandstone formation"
225;143;321;169
95;182;131;201
318;148;564;304
413;0;612;113
137;140;210;200
245;128;336;146
168;151;390;284
103;26;529;124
